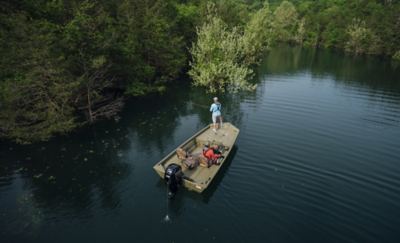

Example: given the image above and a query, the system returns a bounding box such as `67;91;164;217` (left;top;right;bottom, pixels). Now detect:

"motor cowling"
164;164;183;200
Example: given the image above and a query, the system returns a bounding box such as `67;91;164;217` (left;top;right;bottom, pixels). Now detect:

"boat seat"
212;140;223;146
196;138;207;147
176;148;189;159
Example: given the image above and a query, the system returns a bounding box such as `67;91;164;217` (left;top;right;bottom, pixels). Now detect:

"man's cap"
203;141;211;147
213;97;218;101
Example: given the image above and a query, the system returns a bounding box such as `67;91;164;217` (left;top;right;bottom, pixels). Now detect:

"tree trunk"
87;87;93;123
314;24;319;48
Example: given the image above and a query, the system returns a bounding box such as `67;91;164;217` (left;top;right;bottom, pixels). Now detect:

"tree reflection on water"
263;43;400;98
0;128;132;238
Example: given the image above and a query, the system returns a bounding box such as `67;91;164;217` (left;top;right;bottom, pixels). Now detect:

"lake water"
1;45;400;243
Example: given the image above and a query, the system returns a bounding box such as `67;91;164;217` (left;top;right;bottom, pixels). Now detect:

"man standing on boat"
210;97;223;132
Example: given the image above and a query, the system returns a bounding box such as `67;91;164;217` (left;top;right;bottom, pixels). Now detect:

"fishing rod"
179;100;209;108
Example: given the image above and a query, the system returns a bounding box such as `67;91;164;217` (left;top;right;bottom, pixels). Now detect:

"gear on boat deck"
154;123;240;193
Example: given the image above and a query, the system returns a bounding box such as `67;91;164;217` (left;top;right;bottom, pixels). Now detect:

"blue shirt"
210;103;221;116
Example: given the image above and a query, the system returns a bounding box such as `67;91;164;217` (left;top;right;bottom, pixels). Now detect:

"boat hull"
153;123;240;193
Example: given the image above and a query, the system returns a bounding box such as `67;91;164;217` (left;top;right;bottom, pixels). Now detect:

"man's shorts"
212;115;221;123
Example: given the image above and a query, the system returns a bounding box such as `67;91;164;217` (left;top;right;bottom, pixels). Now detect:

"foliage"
0;0;188;143
243;1;273;63
0;14;79;144
255;0;400;57
295;18;306;45
393;50;400;61
188;3;256;93
63;2;124;124
272;1;298;42
345;19;367;54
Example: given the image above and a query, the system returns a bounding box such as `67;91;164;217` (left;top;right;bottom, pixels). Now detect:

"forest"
1;0;399;144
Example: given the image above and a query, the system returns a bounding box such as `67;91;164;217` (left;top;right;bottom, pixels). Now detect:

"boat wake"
161;188;171;223
162;215;171;223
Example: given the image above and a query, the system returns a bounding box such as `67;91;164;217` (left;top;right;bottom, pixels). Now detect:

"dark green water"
1;45;400;243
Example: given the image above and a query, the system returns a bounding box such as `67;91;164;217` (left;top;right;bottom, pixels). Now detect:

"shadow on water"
155;145;238;207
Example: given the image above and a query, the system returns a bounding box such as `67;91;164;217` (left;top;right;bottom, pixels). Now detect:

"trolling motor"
164;164;183;200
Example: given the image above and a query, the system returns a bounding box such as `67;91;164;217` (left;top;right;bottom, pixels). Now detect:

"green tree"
61;1;124;123
0;13;79;144
363;29;382;55
295;17;306;45
112;0;187;96
243;1;272;63
345;18;367;54
188;3;256;93
272;1;298;42
393;50;400;61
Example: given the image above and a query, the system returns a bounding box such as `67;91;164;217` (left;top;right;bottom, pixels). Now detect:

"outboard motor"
164;164;183;200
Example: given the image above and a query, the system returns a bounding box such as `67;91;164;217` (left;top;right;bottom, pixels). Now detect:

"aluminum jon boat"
153;123;239;197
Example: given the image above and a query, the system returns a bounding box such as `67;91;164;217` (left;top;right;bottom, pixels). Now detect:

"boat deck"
154;123;239;192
